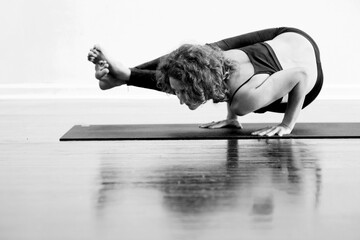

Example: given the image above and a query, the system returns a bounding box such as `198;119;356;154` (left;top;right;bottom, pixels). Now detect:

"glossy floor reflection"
1;139;360;239
62;140;360;239
97;140;320;221
1;99;360;240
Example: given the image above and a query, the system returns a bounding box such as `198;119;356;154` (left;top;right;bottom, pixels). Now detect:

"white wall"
1;0;360;98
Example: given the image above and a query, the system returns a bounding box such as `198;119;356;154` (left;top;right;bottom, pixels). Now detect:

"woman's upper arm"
231;68;307;115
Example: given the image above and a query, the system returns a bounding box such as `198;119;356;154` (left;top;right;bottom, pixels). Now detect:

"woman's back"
266;32;318;89
225;31;318;98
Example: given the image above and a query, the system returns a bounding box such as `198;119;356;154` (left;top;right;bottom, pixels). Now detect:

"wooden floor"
1;99;360;240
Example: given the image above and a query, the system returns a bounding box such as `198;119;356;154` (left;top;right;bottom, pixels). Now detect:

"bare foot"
88;45;131;90
94;60;126;90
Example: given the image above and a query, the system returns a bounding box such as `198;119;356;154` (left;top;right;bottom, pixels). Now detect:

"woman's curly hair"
156;44;235;105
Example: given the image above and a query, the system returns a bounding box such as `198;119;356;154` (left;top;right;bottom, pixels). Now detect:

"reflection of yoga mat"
60;123;360;141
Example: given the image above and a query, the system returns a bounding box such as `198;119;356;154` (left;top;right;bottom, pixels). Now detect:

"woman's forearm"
281;76;308;130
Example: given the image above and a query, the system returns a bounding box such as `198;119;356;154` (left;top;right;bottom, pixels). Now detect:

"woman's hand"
199;119;243;129
251;124;292;137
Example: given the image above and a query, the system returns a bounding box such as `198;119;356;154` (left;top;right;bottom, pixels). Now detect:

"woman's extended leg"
88;27;288;91
128;27;288;91
208;27;287;50
127;55;166;91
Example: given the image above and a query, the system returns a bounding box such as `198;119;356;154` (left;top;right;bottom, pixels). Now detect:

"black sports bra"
229;42;283;108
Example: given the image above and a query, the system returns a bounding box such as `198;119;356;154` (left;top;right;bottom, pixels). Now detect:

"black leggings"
127;27;323;113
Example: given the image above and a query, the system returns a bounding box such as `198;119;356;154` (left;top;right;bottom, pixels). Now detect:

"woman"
87;27;323;137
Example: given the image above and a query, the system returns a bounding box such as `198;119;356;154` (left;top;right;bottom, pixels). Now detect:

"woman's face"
169;77;202;110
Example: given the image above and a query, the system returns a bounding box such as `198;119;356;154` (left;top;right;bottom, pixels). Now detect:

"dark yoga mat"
60;122;360;141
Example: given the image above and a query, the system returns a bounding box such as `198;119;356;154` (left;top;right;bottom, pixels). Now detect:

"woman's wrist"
226;107;237;120
280;122;294;130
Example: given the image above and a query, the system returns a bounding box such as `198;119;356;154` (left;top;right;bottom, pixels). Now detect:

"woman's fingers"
199;120;242;129
199;121;218;128
252;127;271;136
264;127;281;136
208;121;227;129
252;125;291;136
258;127;276;136
199;120;225;128
201;123;291;135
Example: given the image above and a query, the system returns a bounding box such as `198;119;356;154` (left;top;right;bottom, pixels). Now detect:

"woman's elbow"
296;67;309;84
292;67;309;93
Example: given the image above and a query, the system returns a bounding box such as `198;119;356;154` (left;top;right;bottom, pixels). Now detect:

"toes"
88;53;96;63
95;60;108;69
88;49;102;63
90;48;100;56
90;44;107;63
93;44;102;52
95;67;109;80
88;45;104;63
98;60;107;68
102;62;109;69
88;55;95;62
